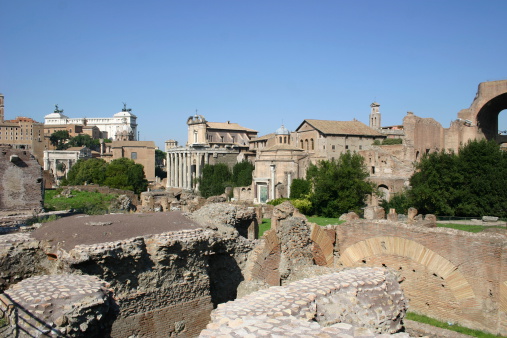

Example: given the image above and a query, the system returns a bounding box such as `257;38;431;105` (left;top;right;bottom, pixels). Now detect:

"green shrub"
382;138;402;145
291;198;312;215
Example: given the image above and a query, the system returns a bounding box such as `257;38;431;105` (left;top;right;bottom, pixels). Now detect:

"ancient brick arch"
340;236;476;304
458;80;507;142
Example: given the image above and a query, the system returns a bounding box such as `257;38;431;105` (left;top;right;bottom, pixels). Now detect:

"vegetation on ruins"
373;138;402;145
61;157;148;194
408;139;507;217
44;189;118;214
306;152;374;217
406;312;501;338
198;161;254;198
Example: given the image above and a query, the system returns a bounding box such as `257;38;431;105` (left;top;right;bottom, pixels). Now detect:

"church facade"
165;114;257;191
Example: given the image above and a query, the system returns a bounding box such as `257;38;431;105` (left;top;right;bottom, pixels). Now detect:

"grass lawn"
437;223;505;233
406;312;504;338
44;189;118;214
258;216;344;237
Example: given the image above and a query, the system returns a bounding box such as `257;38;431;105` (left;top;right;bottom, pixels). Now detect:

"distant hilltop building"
44;103;138;141
0;94;45;165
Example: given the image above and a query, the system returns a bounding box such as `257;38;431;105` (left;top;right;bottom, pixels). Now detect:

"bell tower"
0;94;4;123
369;102;381;129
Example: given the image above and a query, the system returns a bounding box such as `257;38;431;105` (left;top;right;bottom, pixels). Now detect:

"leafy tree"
50;130;70;150
232;161;254;187
155;149;166;167
290;178;311;199
67;134;100;151
61;158;108;186
307;152;374;217
380;190;412;215
199;163;232;198
104;158;148;194
409;139;507;217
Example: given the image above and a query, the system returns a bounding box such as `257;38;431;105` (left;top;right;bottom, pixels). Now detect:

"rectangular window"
332;145;335;151
131;152;137;160
345;145;349;150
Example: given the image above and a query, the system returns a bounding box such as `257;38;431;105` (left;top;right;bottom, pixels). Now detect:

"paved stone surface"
1;274;113;336
200;267;411;337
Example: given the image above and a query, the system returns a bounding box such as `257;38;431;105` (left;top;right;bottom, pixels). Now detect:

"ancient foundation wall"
336;220;507;336
0;148;43;212
201;267;409;337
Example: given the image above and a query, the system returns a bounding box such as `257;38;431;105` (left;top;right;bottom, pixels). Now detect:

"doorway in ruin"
378;184;390;202
476;93;507;144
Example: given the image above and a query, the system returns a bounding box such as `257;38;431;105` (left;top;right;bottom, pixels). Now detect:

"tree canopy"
409;139;507;217
306;152;374;217
66;134;101;151
49;130;70;150
61;157;148;194
104;158;148;194
198;161;255;198
199;163;232;198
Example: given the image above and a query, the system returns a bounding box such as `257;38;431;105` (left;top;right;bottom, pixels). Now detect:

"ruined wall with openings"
336;220;507;336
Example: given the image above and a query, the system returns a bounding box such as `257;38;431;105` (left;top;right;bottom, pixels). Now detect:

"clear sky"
2;1;507;149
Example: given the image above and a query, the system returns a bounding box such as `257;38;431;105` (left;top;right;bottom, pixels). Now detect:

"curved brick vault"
340;236;476;304
457;80;507;141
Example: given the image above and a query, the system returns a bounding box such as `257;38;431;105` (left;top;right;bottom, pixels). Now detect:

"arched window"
311;139;314;150
279;136;282;143
305;139;309;150
300;140;304;148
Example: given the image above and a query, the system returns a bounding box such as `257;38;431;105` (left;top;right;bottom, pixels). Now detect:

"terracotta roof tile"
300;119;382;136
206;122;258;133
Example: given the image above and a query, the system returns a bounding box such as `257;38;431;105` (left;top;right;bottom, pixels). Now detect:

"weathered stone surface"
482;216;499;222
201;267;410;337
1;274;113;337
364;206;386;220
189;203;257;239
340;212;360;221
407;207;417;221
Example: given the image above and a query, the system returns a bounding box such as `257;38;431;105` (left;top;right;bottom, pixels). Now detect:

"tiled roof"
207;122;258;133
250;133;275;142
298;119;383;136
263;144;304;152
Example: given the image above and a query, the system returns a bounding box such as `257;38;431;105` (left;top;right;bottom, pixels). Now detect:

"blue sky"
2;1;506;149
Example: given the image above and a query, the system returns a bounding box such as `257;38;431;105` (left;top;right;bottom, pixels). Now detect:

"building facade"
43;147;93;185
166;115;258;191
44;104;137;141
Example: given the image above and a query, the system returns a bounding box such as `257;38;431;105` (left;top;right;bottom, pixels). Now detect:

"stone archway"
340;236;476;304
458;80;507;143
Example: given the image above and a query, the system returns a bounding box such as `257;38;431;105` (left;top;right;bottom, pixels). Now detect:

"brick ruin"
0;201;506;336
0;147;43;215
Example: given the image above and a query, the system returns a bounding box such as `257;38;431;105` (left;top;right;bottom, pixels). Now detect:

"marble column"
270;164;276;200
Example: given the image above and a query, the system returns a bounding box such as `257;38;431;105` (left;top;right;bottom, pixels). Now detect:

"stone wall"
0;206;258;336
0;147;43;213
201;267;409;337
336;220;507;336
